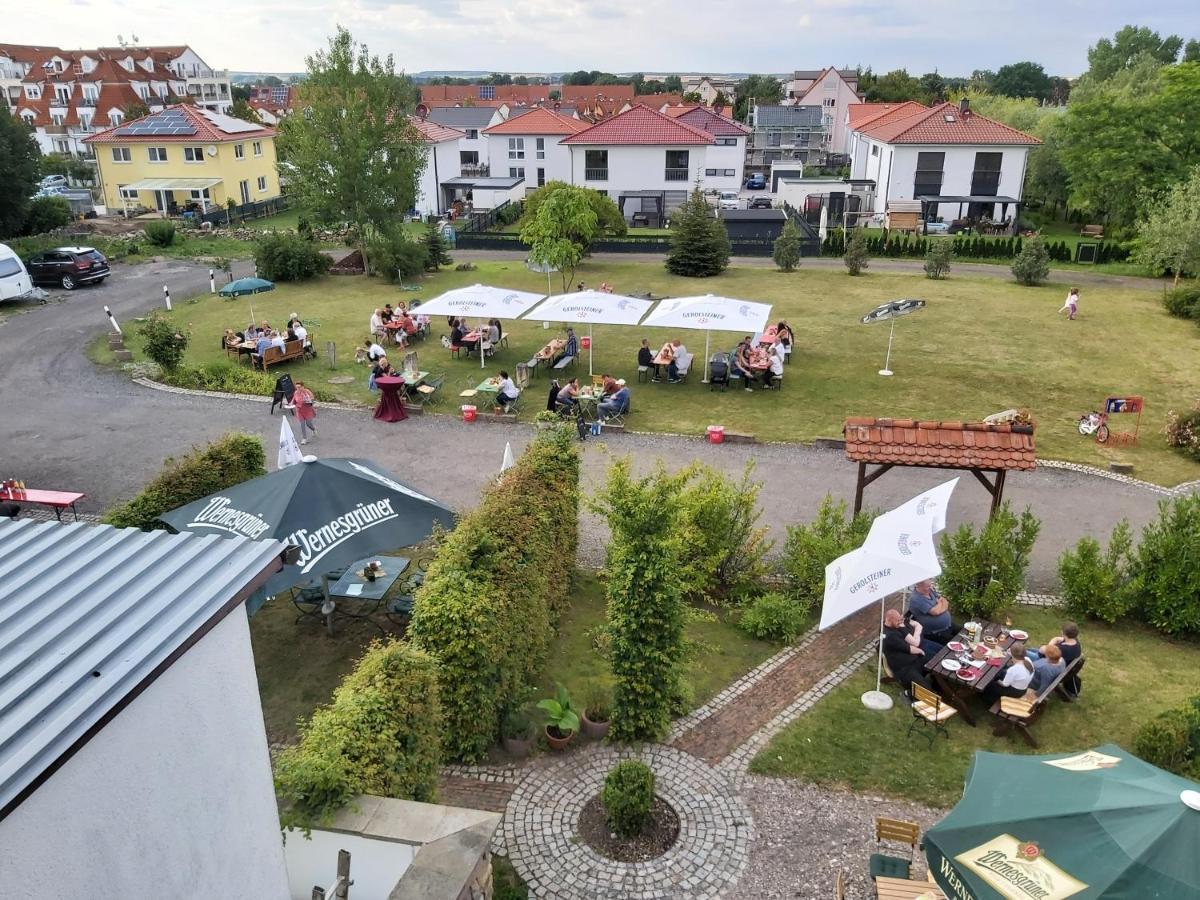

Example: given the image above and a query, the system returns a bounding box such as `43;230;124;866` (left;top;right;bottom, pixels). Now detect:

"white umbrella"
416;284;548;368
277;417;303;470
500;441;515;473
869;477;959;540
640;294;773;383
522;290;654;375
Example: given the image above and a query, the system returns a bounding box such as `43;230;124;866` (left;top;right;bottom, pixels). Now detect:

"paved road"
0;258;1178;590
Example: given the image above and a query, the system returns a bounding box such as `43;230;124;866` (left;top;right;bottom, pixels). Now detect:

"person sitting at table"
667;339;688;383
268;329;285;351
733;337;756;391
983;644;1035;702
598;380;630;421
601;373;619;397
369;308;384;337
1029;643;1065;694
450;319;467;348
381;304;394;324
245;321;260;341
484;320;500;356
555;377;580;413
638;339;653;377
254;330;273;360
881;609;934;701
599;281;613;294
762;342;785;389
496;369;520;411
909;579;958;645
223;328;240;349
652;341;674;382
291;318;310;350
400;311;417;336
1026;621;1082;697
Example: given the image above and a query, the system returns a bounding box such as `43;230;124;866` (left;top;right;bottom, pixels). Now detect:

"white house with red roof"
672;106;749;192
848;99;1041;227
786;67;863;156
409;116;465;217
482;107;589;192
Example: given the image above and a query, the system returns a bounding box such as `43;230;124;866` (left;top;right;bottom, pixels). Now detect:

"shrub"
102;432;265;530
143;219;177;247
738;591;809;642
581;681;612;722
601;761;655;839
367;225;428;282
1165;404;1200;461
409;427;579;762
156;362;336;401
275;641;441;829
23;195;72;235
1133;701;1200;777
782;495;873;615
666;186;730;277
138;311;189;371
254;231;330;281
1161;284;1200;320
1128;495;1200;635
923;241;953;279
937;504;1040;619
423;220;453;270
1057;521;1135;624
844;227;869;275
1011;234;1051;286
772;218;803;272
537;683;580;737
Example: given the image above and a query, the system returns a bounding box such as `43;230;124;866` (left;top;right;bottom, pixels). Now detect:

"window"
54;139;70;154
111;147;131;163
870;145;879;157
257;176;268;192
189;188;211;200
147;146;168;162
234;143;245;159
55;86;70;103
460;150;479;165
768;130;781;147
508;137;524;160
479;85;495;100
252;140;262;157
705;168;736;177
509;166;525;178
83;88;97;103
970;151;1003;196
716;137;738;146
109;112;123;126
584;149;608;180
183;146;205;162
51;113;64;126
79;114;91;131
913;151;945;198
536;137;545;159
823;97;836;108
465;129;479;140
537;167;545;187
119;185;139;200
665;149;689;181
25;86;40;99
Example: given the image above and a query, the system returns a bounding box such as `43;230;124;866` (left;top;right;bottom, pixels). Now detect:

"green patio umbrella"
220;277;275;324
925;744;1200;900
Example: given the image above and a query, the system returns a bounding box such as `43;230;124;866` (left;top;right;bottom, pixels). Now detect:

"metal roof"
753;105;824;127
917;194;1021;203
122;177;223;191
0;519;285;821
441;176;524;188
425;106;498;128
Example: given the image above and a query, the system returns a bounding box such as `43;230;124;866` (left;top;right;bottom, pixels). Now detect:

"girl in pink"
292;381;317;444
1057;287;1079;320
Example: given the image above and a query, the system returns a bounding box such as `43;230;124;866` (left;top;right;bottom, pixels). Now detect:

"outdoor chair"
674;351;692;383
515;363;531;389
414;373;445;407
599;398;629;428
908;683;956;746
637;363;650;383
869;817;920;880
592;374;606;391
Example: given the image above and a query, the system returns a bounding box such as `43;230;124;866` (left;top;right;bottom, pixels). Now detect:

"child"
1027;621;1082;697
1057;287;1079;321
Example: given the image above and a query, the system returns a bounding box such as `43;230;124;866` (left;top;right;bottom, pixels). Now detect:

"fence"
197;196;291;227
457;201;513;235
454;232;786;258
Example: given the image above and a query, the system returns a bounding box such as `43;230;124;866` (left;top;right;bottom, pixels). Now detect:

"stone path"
438;775;515;814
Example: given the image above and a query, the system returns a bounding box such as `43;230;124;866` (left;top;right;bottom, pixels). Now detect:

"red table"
756;326;779;346
1;487;86;520
373;376;409;422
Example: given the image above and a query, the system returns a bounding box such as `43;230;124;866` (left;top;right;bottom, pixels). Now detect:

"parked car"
718;191;741;210
0;244;35;302
40;175;68;190
923;220;950;234
745;173;767;190
748;197;773;209
25;246;110;290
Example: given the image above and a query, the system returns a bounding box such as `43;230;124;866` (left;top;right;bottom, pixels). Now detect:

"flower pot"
581;711;610;741
545;725;574;751
502;734;533;759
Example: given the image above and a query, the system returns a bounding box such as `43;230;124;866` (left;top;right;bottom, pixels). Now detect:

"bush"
782;495;873;616
1165;405;1200;461
844;227;869;275
254;231;330;281
367;225;428;282
1057;521;1135;623
409;427;579;762
1133;700;1200;777
937;504;1040;620
138;311;189;371
738;591;809;642
423;220;453;270
601;761;655;839
666;186;730;277
1011;234;1051;286
923;241;953;279
1161;284;1200;320
772;219;803;272
23;195;72;235
1128;495;1200;635
275;640;441;829
156;362;336;401
102;432;265;530
143;220;177;247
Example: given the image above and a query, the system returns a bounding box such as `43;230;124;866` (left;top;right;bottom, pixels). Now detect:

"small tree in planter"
500;704;537;759
1012;233;1051;286
772;218;803;272
580;681;612;740
844;227;870;275
423;220;453;271
537;684;580;750
602;760;655;839
923;241;952;279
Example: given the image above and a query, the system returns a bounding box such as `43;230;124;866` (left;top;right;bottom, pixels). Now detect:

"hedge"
102;432;265;530
274;640;442;830
819;229;1129;264
408;425;579;762
1132;696;1200;778
156;362;337;402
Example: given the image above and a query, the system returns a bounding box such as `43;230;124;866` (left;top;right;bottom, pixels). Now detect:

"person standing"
291;381;317;445
1057;288;1079;321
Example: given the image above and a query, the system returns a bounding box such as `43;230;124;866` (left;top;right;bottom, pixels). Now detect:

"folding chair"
869;817;920;880
413;374;445;407
908;683;957;746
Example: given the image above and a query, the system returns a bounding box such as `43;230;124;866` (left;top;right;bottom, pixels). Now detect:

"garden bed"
577;795;680;862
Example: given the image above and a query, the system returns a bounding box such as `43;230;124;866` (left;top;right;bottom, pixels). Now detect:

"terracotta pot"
581;711;610;741
545;725;574;751
502;734;533;759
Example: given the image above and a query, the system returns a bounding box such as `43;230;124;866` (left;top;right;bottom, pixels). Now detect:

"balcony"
460;163;490;177
584;168;608;181
664;168;689;182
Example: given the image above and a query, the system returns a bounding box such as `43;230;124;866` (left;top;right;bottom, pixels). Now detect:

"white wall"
415;139;462;216
0;610;289;900
703;136;745;191
886;145;1030;221
567;144;711;197
486;133;571;192
285;830;416;900
473;183;525;209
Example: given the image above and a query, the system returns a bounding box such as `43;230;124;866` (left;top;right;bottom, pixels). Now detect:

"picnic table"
577;385;602;418
923;620;1017;726
473;377;501;393
535;338;566;361
0;486;86;521
874;875;946;899
322;554;410;634
755;325;779;346
373;375;409;422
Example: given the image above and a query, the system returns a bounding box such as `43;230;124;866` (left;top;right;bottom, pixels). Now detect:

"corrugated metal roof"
0;519;285;820
425;106;498;128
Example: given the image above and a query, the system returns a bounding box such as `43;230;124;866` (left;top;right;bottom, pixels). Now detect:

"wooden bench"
1080;224;1104;239
552;354;575;371
255;339;306;371
525;356;541;379
989;656;1084;748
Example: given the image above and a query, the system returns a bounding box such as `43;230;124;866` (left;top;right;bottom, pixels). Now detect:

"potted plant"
580;681;612;741
501;704;536;759
537;683;580;751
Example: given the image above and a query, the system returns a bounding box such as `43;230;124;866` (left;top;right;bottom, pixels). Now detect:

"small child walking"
1057;287;1079;320
291;381;317;444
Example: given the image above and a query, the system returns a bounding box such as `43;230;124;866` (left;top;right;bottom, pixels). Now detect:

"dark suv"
26;246;110;290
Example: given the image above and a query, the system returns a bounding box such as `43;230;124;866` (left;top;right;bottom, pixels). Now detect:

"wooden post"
853;461;866;515
326;341;337;370
335;849;351;900
990;470;1007;518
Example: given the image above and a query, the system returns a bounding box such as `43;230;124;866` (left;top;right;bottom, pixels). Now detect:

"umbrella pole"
702;330;711;383
879;317;896;377
589;324;593;377
861;598;894;710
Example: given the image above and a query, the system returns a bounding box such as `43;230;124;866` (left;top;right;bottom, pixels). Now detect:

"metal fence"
456;200;513;235
197;197;291;227
454;232;787;258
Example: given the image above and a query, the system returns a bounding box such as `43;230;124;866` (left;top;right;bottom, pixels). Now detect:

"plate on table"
947;641;966;653
941;659;962;672
957;667;981;682
1009;629;1029;641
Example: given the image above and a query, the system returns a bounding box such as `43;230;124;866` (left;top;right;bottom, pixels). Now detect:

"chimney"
959;97;970;116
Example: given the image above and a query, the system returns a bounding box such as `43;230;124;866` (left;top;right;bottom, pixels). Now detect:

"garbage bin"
706;425;725;444
461;405;477;423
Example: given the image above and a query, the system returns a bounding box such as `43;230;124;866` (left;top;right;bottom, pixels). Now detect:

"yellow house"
84;104;280;217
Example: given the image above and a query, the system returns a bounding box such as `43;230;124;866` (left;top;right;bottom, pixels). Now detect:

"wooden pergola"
843;417;1036;516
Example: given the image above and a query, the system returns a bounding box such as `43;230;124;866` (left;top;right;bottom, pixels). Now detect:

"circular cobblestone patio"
503;743;752;899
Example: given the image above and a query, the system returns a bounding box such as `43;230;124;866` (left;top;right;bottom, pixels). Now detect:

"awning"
916;194;1021;204
122;177;223;191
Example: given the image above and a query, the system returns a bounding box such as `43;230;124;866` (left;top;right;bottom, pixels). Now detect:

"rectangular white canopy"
523;290;654;326
640;294;773;334
121;177;223;191
414;284;547;320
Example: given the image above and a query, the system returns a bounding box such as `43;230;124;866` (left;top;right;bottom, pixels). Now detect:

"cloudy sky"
10;1;1199;77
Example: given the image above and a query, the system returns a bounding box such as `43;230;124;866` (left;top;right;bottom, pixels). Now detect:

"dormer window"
21;112;34;126
109;111;123;125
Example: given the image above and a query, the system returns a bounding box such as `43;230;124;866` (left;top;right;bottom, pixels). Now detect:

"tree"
564;70;593;85
772;218;802;271
229;99;262;124
514;75;529;85
277;27;424;275
1135;165;1200;285
919;71;946;103
682;91;702;103
992;61;1053;100
665;186;730;277
863;69;924;102
231;84;251;102
663;75;682;93
923;241;952;279
1012;234;1050;285
843;227;869;275
1187;39;1200;63
262;75;284;87
122;100;150;121
733;74;783;121
1024;117;1068;213
23;196;71;235
0;106;39;238
969;69;996;91
1087;25;1185;81
713;90;730;109
548;89;560;101
519;182;599;292
423;220;453;271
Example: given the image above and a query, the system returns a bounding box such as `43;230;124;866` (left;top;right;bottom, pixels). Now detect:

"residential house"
672;105;749;192
682;75;738;105
424;105;506;174
560;104;716;225
632;93;685;112
848;99;1040;226
100;45;232;113
410;115;465;217
787;67;862;156
786;67;858;101
483;106;589;193
747;104;826;169
84;104;279;215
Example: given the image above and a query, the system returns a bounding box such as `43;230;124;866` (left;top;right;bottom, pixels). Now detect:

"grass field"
749;606;1200;807
242;209;428;239
122;258;1200;485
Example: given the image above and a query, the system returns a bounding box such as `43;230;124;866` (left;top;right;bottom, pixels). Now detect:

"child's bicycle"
1077;411;1109;443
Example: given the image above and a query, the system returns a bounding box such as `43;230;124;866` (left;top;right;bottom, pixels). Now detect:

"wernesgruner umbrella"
158;457;455;610
926;744;1200;900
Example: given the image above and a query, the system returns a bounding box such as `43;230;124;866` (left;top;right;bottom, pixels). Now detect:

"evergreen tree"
843;228;870;275
1012;234;1051;285
665;186;730;277
0;106;40;237
772;218;803;271
423;220;452;270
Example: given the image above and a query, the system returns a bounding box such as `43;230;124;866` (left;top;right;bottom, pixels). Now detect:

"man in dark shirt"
638;339;653;372
882;608;934;699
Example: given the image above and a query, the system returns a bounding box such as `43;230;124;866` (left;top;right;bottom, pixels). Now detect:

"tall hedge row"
409;426;580;762
102;432;265;530
274;640;442;829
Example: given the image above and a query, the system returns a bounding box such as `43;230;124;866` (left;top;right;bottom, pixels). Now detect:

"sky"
9;1;1200;77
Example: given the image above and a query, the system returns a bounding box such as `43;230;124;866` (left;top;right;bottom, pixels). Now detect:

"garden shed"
717;209;788;241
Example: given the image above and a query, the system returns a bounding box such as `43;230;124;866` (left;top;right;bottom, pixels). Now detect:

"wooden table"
535;338;566;361
923;621;1016;726
373;376;409;422
875;875;946;899
0;487;86;521
756;325;779;346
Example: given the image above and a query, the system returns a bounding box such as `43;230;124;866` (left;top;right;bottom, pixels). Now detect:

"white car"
718;191;740;210
40;174;68;190
0;244;35;302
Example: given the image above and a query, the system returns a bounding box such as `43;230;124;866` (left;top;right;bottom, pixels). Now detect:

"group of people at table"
883;580;1083;707
367;303;431;351
223;316;312;367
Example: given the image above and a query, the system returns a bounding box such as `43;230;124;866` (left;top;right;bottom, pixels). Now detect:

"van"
0;244;35;302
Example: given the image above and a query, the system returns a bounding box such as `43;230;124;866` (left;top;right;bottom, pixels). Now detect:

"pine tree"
665;186;730;277
843;227;870;275
1012;233;1051;285
423;220;452;270
772;218;803;272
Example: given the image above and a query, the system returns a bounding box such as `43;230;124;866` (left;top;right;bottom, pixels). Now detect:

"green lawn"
750;606;1200;808
123;259;1200;485
243;209;428;239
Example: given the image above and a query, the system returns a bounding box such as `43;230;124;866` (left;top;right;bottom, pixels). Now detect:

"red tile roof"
561;84;634;102
85;103;275;143
843;418;1036;470
483;107;588;136
634;93;685;108
858;102;1041;145
848;101;926;129
674;105;750;136
561;104;715;145
408;115;465;143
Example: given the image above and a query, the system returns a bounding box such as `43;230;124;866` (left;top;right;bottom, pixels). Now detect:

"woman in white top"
496;370;520;410
984;644;1034;701
369;308;384;336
